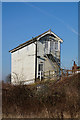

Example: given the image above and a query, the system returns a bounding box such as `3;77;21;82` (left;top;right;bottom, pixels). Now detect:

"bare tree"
11;72;25;85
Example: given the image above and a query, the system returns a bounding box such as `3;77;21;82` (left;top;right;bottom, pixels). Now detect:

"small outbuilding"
9;29;63;84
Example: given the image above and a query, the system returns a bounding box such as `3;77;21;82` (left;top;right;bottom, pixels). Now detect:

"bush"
2;73;80;118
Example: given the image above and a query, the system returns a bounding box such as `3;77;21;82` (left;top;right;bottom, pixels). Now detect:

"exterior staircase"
44;49;60;76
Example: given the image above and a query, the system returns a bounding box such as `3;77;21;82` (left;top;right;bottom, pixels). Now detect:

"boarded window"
55;41;58;50
45;40;48;49
50;40;54;51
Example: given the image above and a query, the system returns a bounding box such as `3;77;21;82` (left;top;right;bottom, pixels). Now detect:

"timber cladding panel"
11;43;35;84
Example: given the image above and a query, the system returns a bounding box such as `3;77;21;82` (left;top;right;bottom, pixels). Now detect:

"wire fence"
14;69;80;84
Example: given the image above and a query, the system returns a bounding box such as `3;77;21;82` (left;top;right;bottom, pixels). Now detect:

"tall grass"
2;73;80;118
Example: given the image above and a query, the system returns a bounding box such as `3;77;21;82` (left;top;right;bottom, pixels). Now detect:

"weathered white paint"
37;30;63;43
48;41;50;54
11;30;62;84
11;43;35;84
37;36;60;76
58;40;60;51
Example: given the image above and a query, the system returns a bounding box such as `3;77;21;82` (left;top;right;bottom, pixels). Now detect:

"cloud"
27;3;78;36
70;28;80;36
66;24;78;35
71;28;78;35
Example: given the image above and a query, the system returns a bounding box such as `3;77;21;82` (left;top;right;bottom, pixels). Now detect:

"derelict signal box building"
9;29;63;85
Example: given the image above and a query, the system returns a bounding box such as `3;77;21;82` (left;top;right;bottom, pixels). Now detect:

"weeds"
2;73;80;118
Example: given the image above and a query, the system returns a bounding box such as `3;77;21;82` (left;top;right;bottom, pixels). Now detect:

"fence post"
40;71;42;81
66;70;68;76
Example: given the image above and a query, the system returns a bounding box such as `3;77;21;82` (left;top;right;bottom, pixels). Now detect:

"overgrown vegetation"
2;73;80;118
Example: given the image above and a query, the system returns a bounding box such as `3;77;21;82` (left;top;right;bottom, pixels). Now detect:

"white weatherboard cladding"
37;31;63;43
37;41;44;58
44;58;54;72
11;43;35;84
58;41;60;51
37;41;45;75
37;39;56;74
11;31;62;84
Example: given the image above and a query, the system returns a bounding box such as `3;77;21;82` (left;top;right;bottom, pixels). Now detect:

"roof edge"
9;29;63;53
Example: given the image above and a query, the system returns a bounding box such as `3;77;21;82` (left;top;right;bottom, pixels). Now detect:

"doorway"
38;63;44;80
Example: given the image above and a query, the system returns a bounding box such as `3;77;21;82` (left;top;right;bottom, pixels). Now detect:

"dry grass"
2;73;80;118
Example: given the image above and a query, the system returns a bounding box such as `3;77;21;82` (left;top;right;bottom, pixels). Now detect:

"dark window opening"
39;64;43;71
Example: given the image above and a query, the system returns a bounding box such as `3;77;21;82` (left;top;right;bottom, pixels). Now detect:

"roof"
9;29;63;53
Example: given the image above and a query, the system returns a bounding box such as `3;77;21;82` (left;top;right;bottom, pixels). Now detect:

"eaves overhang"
9;29;63;53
